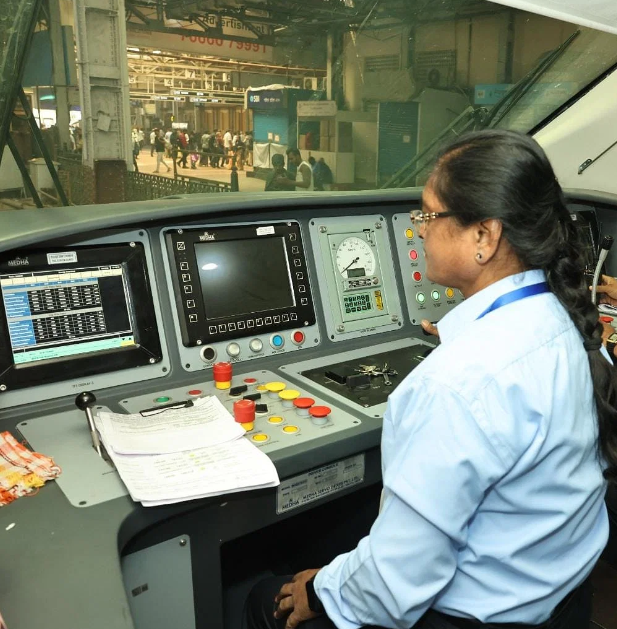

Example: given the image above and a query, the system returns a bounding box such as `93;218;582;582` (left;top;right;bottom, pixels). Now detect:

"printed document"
96;396;244;455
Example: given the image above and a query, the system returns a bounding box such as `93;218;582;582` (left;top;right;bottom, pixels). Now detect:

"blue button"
272;335;284;347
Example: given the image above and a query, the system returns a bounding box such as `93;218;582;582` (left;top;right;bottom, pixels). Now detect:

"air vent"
364;55;401;73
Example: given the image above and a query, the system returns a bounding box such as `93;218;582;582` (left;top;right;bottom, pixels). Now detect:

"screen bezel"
0;244;163;392
166;222;316;347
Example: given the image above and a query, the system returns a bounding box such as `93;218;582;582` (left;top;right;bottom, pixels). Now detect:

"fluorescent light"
201;263;218;271
127;47;140;52
152;50;162;54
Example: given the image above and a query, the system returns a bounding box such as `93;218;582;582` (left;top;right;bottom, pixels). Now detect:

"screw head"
319;226;327;233
179;538;187;547
336;324;345;333
375;222;382;229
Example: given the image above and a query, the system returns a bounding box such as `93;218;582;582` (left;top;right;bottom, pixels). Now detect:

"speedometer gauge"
335;236;376;278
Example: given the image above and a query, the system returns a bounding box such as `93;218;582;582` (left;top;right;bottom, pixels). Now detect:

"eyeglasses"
410;209;455;226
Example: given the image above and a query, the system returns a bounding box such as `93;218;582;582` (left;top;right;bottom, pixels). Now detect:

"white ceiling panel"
489;0;617;35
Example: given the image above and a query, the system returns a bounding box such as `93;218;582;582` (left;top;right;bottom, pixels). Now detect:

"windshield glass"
1;0;617;208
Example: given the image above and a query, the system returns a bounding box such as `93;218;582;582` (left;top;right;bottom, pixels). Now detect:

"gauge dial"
335;236;376;278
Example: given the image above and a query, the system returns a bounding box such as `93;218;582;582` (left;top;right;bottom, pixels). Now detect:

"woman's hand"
273;568;321;629
421;319;439;339
593;275;617;306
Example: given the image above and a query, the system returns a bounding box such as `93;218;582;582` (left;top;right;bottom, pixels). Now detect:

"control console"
163;221;321;371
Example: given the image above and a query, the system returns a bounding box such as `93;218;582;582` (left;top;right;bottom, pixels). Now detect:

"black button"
202;347;216;360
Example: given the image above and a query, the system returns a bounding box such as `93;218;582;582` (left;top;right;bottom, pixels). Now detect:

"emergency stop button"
293;397;315;417
309;405;331;426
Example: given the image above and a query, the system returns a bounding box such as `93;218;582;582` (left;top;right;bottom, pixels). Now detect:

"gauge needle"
342;257;360;273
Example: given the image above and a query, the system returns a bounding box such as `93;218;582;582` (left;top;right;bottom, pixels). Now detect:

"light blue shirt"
314;270;608;629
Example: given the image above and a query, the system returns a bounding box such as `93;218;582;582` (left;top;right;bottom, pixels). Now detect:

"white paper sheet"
106;438;280;506
96;396;244;455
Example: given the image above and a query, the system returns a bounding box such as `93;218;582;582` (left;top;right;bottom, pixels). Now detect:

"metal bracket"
578;138;617;175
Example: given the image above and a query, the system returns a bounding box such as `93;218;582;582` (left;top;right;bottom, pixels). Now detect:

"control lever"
591;235;614;305
75;391;105;459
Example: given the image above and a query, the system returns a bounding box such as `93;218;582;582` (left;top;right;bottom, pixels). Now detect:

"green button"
431;290;440;300
155;396;171;403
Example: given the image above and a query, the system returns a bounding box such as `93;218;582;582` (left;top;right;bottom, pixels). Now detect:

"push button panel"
118;370;362;455
392;212;464;325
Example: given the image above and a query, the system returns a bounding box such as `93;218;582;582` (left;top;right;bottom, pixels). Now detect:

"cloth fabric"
0;431;61;506
314;269;608;629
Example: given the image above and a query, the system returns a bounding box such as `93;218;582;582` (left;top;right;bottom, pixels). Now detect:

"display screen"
0;265;135;366
195;237;295;320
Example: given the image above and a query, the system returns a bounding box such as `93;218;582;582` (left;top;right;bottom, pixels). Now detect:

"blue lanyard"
476;282;550;320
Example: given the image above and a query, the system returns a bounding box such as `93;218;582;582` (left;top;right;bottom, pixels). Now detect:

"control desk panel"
0;207;473;409
0;192;607;629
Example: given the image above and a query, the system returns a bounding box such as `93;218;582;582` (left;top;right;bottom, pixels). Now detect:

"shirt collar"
437;269;547;344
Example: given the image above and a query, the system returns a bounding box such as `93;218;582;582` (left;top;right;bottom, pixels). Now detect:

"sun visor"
489;0;617;35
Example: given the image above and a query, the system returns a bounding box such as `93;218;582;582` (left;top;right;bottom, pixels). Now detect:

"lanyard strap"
476;282;550;320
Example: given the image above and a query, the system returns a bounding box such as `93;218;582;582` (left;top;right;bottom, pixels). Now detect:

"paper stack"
94;397;280;507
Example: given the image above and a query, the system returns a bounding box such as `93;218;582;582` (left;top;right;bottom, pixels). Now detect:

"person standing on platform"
264;154;291;191
200;130;210;166
223;129;233;167
150;129;156;157
245;131;254;166
152;129;170;173
275;148;314;191
317;157;334;191
245;129;616;629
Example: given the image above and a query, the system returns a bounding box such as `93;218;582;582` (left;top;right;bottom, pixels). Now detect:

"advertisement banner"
127;24;273;63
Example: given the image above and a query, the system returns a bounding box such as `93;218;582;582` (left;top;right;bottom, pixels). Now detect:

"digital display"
194;237;295;320
0;265;135;366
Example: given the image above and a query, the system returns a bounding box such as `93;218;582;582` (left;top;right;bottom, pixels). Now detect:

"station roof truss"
124;0;503;46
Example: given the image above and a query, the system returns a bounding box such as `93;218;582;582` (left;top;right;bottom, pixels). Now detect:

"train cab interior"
1;1;617;629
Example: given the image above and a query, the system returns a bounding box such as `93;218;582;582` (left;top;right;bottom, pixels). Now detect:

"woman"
245;130;617;629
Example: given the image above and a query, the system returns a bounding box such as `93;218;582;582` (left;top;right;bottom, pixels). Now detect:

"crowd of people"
132;126;336;191
134;127;253;173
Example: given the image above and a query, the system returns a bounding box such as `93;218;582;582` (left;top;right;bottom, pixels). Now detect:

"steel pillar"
73;0;132;168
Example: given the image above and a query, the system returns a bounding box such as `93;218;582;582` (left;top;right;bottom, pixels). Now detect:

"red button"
292;331;305;344
293;397;315;409
233;399;256;424
309;405;331;418
244;377;257;383
600;316;614;323
187;389;202;396
213;362;232;382
409;250;418;261
413;271;422;282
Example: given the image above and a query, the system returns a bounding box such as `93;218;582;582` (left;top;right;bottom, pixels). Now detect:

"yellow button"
283;425;299;434
268;416;284;424
265;381;286;393
251;434;269;442
257;384;268;391
405;228;414;239
445;287;455;299
279;389;300;401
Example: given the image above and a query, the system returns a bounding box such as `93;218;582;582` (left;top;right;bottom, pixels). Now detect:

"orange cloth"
0;431;61;506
